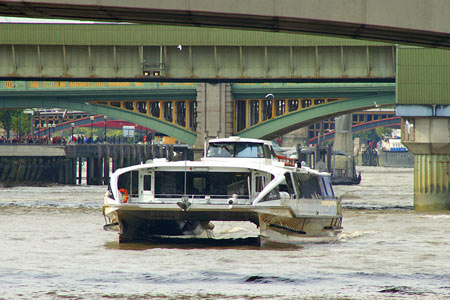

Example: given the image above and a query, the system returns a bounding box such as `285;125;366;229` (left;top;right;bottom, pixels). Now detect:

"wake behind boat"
103;137;342;245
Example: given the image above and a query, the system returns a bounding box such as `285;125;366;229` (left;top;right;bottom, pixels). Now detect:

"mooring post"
131;144;136;165
103;156;110;185
122;145;128;168
119;145;125;169
61;158;68;184
77;157;82;185
87;157;94;185
94;144;102;185
69;158;74;185
103;145;110;185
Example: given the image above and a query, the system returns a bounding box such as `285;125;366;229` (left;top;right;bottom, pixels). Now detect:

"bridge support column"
333;114;353;154
401;116;450;210
332;114;355;177
194;83;233;152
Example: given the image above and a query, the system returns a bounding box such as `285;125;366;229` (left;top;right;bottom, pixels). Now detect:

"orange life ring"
119;188;129;203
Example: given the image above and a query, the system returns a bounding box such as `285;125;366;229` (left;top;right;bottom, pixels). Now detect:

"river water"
1;166;449;300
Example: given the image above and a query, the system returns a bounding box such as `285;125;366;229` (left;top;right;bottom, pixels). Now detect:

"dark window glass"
143;175;152;191
292;172;322;199
117;171;139;198
155;171;251;199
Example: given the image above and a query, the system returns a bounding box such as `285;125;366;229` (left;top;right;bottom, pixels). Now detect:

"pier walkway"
0;143;192;186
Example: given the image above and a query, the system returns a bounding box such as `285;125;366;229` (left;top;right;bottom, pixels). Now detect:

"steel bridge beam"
0;1;449;48
0;99;197;145
0;82;395;144
0;82;197;100
238;93;395;140
0;43;395;81
232;82;395;99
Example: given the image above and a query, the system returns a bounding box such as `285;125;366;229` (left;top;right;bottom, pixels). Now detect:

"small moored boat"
103;137;342;245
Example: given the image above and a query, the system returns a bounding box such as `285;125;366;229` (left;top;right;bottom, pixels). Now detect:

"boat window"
321;176;334;198
235;143;264;158
155;171;251;198
155;171;184;196
207;142;264;158
207;142;234;157
270;146;277;158
143;175;152;191
255;176;265;193
292;172;322;199
283;173;296;197
260;185;281;202
118;171;139;198
263;145;272;158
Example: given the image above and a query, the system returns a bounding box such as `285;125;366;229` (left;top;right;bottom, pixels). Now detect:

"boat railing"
276;155;296;166
153;193;250;200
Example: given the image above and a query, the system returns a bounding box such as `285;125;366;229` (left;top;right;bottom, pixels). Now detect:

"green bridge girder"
232;82;395;99
0;81;395;145
238;92;395;140
0;99;198;145
0;82;198;144
0;81;197;101
0;23;395;81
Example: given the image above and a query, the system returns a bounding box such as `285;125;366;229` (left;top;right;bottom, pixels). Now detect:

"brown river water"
1;166;449;300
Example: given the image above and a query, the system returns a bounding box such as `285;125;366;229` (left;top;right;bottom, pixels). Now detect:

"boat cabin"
109;136;335;206
113;164;335;205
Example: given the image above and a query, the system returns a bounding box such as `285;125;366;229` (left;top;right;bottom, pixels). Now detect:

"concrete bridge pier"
401;117;450;210
333;114;353;154
332;114;355;177
194;83;233;158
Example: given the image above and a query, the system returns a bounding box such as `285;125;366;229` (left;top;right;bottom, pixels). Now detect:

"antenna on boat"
184;160;187;196
204;138;207;159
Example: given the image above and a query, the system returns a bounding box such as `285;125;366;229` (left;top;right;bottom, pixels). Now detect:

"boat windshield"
207;142;265;158
155;171;251;199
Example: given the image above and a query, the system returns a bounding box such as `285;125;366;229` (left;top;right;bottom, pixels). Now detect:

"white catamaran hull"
103;199;342;244
103;137;343;245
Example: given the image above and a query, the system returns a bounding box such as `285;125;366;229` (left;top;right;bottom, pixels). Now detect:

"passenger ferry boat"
103;137;342;245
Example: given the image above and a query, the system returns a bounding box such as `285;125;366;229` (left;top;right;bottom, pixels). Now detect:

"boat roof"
208;136;273;146
110;137;330;179
111;157;328;179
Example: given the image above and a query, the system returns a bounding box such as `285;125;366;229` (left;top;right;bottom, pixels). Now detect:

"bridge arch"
237;93;395;140
0;99;197;145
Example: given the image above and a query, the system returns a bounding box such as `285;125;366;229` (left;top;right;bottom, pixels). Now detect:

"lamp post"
90;116;95;141
104;116;108;142
71;122;75;142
